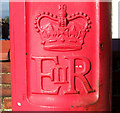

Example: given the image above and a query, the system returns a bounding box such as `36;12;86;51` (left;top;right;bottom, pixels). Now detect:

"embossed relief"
34;4;91;51
32;56;95;95
32;4;94;96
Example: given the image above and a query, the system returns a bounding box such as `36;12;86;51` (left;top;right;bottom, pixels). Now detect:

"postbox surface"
10;1;112;111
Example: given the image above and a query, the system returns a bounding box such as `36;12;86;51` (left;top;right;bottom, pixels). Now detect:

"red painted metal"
10;1;112;111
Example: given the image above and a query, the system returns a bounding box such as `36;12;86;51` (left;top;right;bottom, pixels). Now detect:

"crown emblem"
34;4;91;51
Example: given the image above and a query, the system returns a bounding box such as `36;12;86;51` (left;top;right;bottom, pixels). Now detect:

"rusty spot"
99;80;103;87
76;106;79;107
99;53;101;58
100;43;104;51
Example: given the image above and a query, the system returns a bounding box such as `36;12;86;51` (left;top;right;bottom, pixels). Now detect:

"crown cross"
58;4;67;27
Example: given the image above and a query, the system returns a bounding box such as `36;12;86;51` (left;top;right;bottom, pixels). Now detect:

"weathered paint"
10;1;112;111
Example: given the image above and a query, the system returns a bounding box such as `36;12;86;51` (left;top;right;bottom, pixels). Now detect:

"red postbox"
10;0;112;111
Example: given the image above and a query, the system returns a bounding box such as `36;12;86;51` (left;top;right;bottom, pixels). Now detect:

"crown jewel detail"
34;4;91;51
